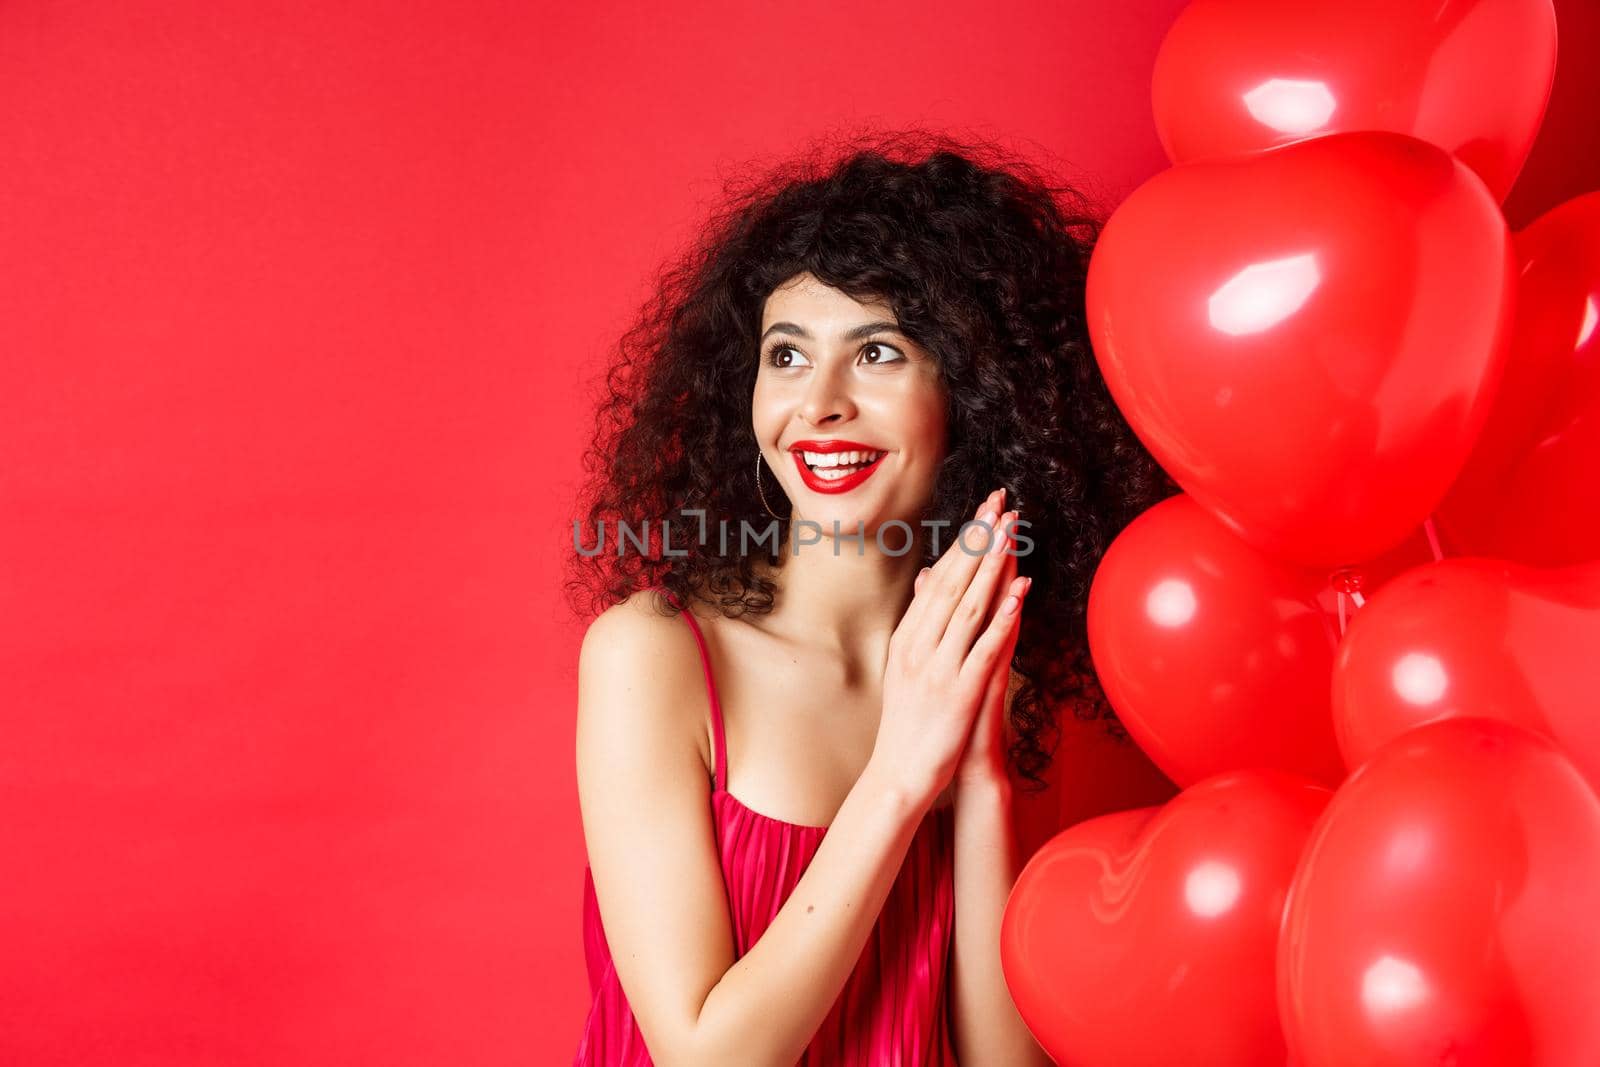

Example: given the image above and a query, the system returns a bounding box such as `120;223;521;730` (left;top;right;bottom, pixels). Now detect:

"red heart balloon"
1467;413;1600;566
1086;131;1515;570
1152;0;1557;201
1088;493;1345;787
1003;770;1331;1067
1280;716;1600;1067
1438;191;1600;566
1332;556;1600;792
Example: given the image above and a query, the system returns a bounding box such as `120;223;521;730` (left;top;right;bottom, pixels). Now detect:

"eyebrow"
760;319;905;344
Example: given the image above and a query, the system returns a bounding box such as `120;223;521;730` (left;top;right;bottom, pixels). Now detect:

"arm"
576;596;930;1067
947;774;1050;1066
946;664;1051;1066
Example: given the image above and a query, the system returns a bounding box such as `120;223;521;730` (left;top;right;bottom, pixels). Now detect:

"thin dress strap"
658;588;727;793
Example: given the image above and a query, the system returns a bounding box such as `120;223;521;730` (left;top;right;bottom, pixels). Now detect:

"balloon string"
1336;588;1347;637
1350;590;1365;608
1422;516;1444;561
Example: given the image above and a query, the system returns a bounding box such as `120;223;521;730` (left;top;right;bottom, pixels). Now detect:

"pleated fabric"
574;594;958;1066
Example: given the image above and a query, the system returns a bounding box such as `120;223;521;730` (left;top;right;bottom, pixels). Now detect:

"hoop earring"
754;449;787;520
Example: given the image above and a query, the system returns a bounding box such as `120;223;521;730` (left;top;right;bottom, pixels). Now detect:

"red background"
2;1;1594;1063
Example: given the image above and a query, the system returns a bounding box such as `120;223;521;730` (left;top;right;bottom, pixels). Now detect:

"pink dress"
574;593;959;1066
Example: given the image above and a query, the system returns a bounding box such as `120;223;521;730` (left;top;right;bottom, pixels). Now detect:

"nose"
798;360;857;427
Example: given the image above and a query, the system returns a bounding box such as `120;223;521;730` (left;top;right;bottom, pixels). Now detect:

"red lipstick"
787;439;889;495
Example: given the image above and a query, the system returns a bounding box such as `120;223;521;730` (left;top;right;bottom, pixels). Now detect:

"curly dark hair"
564;128;1179;793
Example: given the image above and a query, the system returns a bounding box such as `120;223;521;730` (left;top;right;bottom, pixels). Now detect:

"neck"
759;513;926;659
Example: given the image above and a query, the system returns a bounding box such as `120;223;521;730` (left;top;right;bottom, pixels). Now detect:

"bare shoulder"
577;589;707;746
580;588;695;663
574;588;734;1057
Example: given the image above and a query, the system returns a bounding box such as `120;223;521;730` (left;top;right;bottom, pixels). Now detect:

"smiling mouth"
789;448;890;493
796;448;888;479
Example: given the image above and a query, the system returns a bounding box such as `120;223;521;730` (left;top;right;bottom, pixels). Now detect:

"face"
753;272;949;538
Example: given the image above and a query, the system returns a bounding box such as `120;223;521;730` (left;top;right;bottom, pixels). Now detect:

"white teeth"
800;449;885;481
801;449;884;468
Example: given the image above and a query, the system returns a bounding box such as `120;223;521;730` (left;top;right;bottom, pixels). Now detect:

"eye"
861;342;906;365
763;343;810;368
761;340;907;368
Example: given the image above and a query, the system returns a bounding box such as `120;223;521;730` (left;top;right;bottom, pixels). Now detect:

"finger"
899;489;997;637
978;542;1019;637
965;616;1016;756
981;630;1011;712
900;490;1003;649
976;597;1017;726
929;488;1004;586
988;577;1022;696
905;514;995;656
933;510;1017;658
971;595;1023;756
957;574;1030;694
967;549;1018;668
913;495;1008;636
978;520;1018;622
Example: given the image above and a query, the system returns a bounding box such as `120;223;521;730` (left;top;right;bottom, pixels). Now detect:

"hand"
944;520;1030;791
869;488;1029;812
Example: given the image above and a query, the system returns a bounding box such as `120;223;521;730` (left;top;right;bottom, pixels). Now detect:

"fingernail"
1022;576;1034;596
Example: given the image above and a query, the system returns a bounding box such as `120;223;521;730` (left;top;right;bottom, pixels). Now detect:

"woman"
567;130;1176;1065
